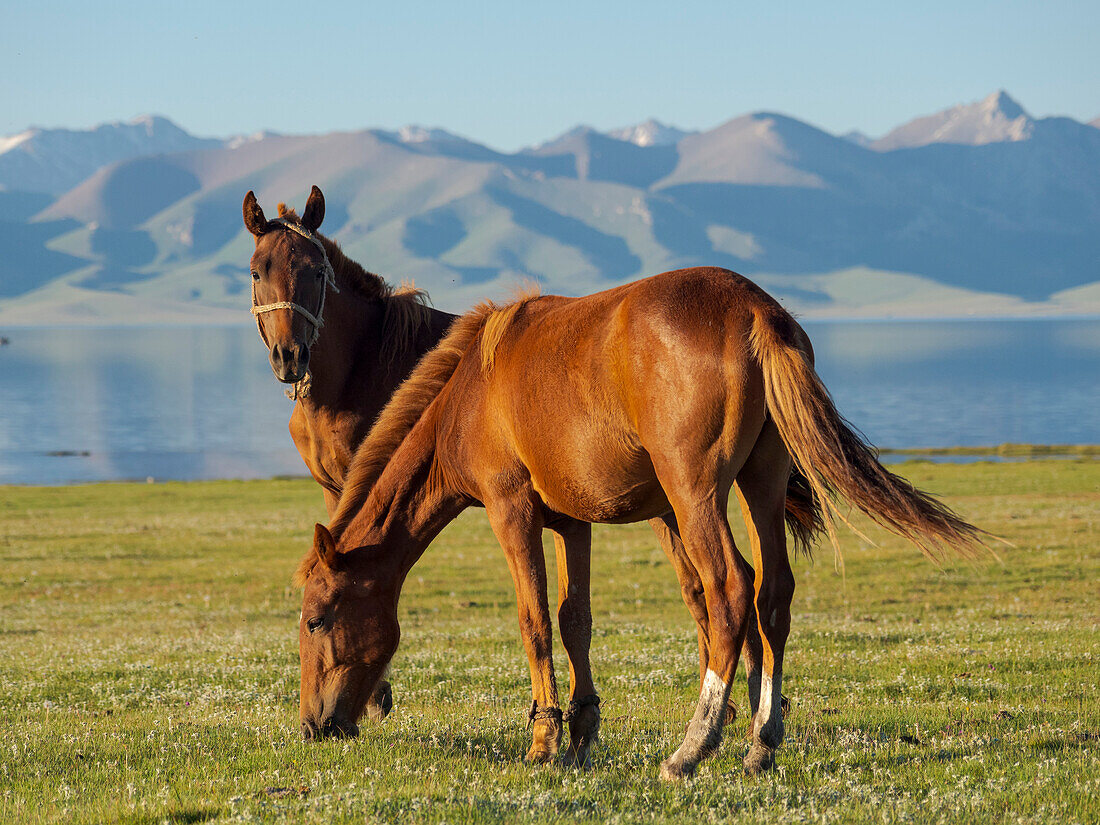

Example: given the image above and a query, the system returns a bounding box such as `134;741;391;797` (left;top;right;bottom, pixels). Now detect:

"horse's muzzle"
300;715;360;742
270;342;309;384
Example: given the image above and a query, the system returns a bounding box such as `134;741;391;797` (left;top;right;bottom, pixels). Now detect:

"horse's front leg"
550;519;600;767
487;496;562;763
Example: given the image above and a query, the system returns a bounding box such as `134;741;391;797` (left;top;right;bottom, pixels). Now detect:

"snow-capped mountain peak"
840;129;874;148
226;130;278;150
872;90;1034;151
981;90;1027;121
0;129;37;156
397;125;466;144
608;119;693;147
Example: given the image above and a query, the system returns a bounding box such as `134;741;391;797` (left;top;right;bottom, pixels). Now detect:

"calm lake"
1;319;1098;485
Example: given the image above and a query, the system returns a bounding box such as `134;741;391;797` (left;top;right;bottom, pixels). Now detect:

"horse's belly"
530;455;669;524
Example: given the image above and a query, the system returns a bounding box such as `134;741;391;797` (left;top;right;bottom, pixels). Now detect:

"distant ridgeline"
2;92;1099;325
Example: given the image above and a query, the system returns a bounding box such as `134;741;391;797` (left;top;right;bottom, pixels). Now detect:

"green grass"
1;462;1097;824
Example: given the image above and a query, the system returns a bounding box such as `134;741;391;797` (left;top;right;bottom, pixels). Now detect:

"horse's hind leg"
654;494;754;780
649;515;760;725
550;519;600;767
649;515;711;679
486;496;562;763
734;421;796;774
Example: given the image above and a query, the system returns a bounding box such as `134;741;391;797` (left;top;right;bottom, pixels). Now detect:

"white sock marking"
754;671;784;746
696;669;727;727
666;669;729;770
757;673;773;731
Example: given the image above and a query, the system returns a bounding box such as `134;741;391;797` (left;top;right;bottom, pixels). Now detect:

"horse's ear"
301;185;325;233
293;524;340;588
243;190;269;236
313;523;339;570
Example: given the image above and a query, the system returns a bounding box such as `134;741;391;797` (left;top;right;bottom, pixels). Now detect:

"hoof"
743;742;776;775
659;758;696;781
563;701;599;768
364;679;393;723
525;704;563;764
561;737;596;769
560;750;587;769
525;747;555;764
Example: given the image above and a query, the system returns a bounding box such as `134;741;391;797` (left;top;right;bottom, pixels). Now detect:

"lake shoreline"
5;445;1097;488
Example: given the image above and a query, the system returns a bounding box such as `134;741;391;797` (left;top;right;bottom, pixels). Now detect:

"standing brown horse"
293;268;983;778
243;186;454;514
245;187;810;744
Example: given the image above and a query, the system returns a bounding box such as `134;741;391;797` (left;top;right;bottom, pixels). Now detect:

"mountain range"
1;91;1098;325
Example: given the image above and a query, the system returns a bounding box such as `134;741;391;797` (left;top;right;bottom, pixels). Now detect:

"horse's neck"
340;413;467;580
303;254;444;409
304;283;379;399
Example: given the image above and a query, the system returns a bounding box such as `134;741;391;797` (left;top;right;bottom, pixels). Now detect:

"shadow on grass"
118;808;219;824
886;747;973;767
1029;735;1100;754
416;728;533;765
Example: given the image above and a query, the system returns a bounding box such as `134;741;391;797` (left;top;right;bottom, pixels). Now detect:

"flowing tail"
782;466;825;557
751;306;987;560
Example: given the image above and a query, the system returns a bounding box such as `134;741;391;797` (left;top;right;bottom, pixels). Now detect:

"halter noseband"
250;219;340;400
250;218;340;350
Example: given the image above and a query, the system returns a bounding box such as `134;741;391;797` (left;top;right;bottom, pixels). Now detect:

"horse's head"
242;185;332;384
296;524;400;741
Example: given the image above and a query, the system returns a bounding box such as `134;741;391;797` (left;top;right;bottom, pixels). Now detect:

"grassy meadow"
1;461;1097;824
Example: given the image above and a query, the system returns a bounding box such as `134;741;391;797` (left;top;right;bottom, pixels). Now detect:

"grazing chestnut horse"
293;268;983;777
244;187;809;739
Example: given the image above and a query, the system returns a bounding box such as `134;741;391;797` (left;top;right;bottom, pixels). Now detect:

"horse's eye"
251;270;260;281
307;616;325;633
315;269;324;281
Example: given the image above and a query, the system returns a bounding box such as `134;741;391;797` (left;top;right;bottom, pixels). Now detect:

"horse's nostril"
270;343;306;368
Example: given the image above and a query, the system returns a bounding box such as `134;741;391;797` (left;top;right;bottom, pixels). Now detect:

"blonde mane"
328;290;544;540
479;285;540;371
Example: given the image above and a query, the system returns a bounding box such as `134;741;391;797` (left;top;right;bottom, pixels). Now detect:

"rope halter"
250;218;340;350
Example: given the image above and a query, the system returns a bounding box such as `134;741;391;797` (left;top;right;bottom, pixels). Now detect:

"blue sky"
3;1;1097;150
